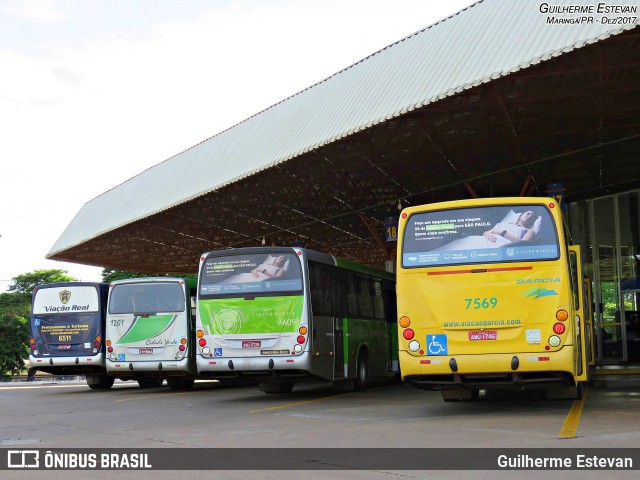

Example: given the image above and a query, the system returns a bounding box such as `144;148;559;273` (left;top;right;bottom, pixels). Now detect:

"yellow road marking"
558;385;589;439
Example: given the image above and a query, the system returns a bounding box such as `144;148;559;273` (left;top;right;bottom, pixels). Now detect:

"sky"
0;0;474;292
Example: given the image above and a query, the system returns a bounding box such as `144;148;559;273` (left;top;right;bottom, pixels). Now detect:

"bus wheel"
259;382;294;393
137;378;164;388
87;374;114;390
167;378;195;390
354;352;369;391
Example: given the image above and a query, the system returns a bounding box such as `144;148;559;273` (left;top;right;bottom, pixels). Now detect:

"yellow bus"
396;197;591;401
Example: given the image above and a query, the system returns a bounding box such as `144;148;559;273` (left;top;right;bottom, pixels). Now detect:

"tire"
166;378;195;390
137;378;164;388
87;374;114;390
354;352;369;391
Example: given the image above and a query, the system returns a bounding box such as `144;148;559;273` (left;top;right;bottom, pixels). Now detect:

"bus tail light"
197;330;204;338
107;347;113;353
199;338;207;347
106;340;112;347
399;316;411;328
408;340;420;352
29;338;35;345
298;326;308;335
403;329;415;340
179;344;186;351
296;335;305;344
180;337;187;345
556;310;568;321
548;335;561;347
93;341;101;349
30;343;36;350
553;323;566;335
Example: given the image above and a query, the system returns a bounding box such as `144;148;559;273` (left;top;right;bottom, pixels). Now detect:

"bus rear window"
402;204;559;267
33;286;100;314
200;253;302;296
109;282;185;314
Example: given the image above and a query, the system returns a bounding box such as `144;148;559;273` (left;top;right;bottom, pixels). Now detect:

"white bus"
105;277;198;389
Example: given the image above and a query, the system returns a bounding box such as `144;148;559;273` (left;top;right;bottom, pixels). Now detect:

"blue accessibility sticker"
213;348;223;357
117;353;126;362
426;334;448;356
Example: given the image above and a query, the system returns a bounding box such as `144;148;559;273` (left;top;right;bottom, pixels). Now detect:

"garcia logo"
516;278;560;284
520;287;558;299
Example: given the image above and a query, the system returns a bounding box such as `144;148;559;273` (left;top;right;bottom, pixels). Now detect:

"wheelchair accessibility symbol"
426;334;448;356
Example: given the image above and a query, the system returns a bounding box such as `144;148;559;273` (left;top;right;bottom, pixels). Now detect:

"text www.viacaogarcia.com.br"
443;319;522;327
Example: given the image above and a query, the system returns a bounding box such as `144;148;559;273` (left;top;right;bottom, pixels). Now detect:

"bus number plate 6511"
468;331;497;341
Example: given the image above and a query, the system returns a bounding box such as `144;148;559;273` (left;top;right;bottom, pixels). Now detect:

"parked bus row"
29;197;593;400
29;248;397;392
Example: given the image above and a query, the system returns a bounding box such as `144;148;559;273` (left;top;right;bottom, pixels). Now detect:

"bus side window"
373;280;385;319
347;274;359;316
310;264;332;315
358;276;374;317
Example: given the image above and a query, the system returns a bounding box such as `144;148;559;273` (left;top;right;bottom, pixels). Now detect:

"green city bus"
196;247;397;393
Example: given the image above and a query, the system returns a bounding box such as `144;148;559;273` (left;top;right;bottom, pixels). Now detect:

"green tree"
9;269;76;295
101;269;155;284
0;269;77;378
101;269;196;283
0;311;29;379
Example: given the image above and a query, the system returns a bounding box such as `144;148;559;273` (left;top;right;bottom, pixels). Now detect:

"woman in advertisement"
482;210;541;244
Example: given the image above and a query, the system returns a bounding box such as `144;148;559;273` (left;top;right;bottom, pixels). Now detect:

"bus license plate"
139;348;154;354
57;344;71;350
242;340;261;348
468;331;497;341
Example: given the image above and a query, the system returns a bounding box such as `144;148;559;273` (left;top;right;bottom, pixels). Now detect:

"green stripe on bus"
117;315;176;344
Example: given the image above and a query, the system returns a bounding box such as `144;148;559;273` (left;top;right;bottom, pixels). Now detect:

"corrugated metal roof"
48;0;638;258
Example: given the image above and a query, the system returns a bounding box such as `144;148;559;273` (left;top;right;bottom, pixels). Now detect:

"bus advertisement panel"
397;198;589;400
401;204;559;267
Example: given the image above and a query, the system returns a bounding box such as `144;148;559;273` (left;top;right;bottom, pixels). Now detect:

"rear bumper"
400;347;577;389
196;353;312;380
29;354;105;374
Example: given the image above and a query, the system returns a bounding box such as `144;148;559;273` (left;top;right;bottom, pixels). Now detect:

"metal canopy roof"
47;0;640;274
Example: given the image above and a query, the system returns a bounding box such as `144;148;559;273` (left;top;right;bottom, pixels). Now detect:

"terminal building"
48;1;639;365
